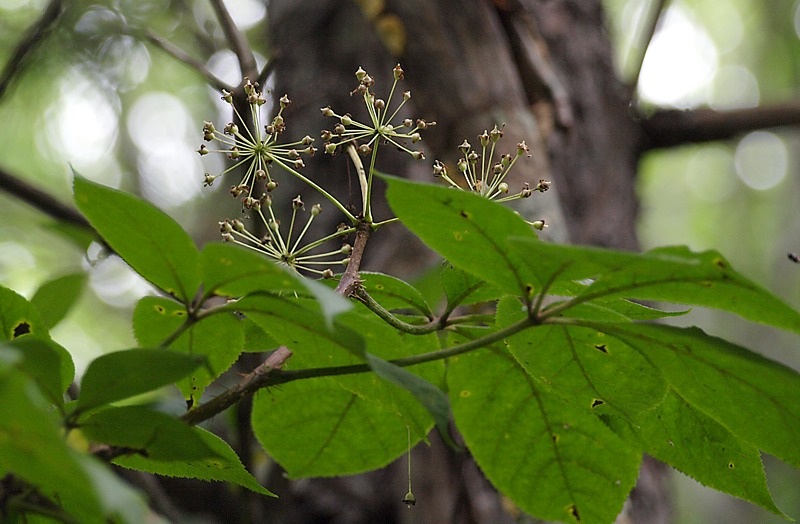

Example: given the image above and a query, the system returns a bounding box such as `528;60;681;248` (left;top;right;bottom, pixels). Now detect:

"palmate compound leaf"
113;426;275;497
605;389;785;516
584;322;800;470
495;297;667;420
447;345;641;524
133;296;244;405
507;238;800;334
73;174;201;304
385;176;539;299
237;294;444;477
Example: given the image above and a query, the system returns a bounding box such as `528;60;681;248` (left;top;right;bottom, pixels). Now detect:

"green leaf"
200;242;304;297
0;285;49;340
497;297;667;419
113;426;275;496
81;406;219;461
508;239;800;334
386;177;538;297
76;348;206;414
607;389;785;516
200;242;350;324
359;271;433;317
0;361;105;522
7;337;74;406
73;174;201;303
242;295;441;476
31;272;86;329
252;376;427;478
242;317;279;352
133;296;244;404
592;323;800;469
440;263;504;309
448;347;640;524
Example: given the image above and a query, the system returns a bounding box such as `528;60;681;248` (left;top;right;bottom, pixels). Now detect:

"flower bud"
269;219;280;233
341;114;353;125
517;141;529;156
322;268;335;279
232;219;246;232
410;132;421;143
411;150;425;160
355;67;367;81
358;144;372;156
321;130;333;141
197;144;209;155
393;63;404;80
321;106;335;117
340;244;352;255
294;159;305;169
266;180;278;191
219;220;234;233
490;125;503;142
221;90;233;103
433;160;447;177
458;140;471;154
311;203;322;216
228;146;240;159
403;91;411;101
498;182;509;193
457;158;468;172
536;179;551;192
374;98;385;110
203;173;216;186
532;220;547;230
479;130;490;147
324;142;337;155
224;123;238;135
292;195;304;210
279;94;291;108
403;118;413;128
255;169;267;180
334;124;345;135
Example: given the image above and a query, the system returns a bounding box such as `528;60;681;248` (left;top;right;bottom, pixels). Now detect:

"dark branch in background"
641;102;800;150
144;30;234;93
0;166;92;230
0;0;64;102
256;58;276;92
209;0;258;80
626;0;671;97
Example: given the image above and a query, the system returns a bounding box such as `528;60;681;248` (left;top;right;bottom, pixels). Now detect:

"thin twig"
335;220;371;296
208;0;258;79
627;0;671;96
0;0;64;102
256;58;276;91
144;30;233;93
180;346;293;426
641;102;800;151
0;166;93;231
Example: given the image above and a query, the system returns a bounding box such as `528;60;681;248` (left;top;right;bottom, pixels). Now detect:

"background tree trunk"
264;0;670;522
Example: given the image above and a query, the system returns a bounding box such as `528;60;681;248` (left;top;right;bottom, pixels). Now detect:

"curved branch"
0;166;92;230
208;0;258;79
626;0;671;95
641;101;800;150
0;0;64;102
144;30;234;92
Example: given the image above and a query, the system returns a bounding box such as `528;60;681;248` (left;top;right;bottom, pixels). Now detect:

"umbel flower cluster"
198;66;549;275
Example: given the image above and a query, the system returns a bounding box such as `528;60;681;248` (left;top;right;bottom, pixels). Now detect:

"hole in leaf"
459;210;471;219
155;305;166;314
12;321;31;338
591;399;604;408
567;504;581;521
172;310;187;317
459;390;471;398
551;433;559;443
453;232;462;241
593;343;608;353
728;462;734;469
713;257;728;269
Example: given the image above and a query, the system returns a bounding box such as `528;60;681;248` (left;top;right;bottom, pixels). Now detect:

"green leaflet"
133;296;245;403
496;297;667;420
73;174;201;304
359;271;433;317
240;294;443;476
6;337;74;408
75;348;206;415
448;346;641;524
385;176;539;298
606;389;785;516
0;285;49;341
200;242;351;325
508;238;800;334
590;323;800;469
0;357;105;522
30;272;86;329
80;406;220;461
114;426;275;497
